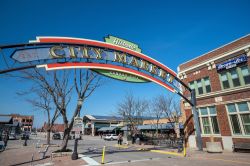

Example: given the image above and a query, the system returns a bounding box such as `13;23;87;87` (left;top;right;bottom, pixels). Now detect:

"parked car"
8;132;17;140
104;134;118;141
21;132;30;140
52;133;61;140
30;132;37;136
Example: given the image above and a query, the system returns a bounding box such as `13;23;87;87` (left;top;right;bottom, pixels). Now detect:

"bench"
39;145;49;159
233;142;250;152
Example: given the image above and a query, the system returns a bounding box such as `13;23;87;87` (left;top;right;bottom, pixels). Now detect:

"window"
199;106;220;135
227;101;250;136
219;65;250;89
241;66;250;85
189;81;195;90
220;72;230;89
229;114;242;134
197;79;203;95
204;77;211;93
230;69;240;87
188;77;212;95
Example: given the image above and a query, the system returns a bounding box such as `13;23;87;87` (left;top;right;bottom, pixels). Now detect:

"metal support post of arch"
191;90;203;151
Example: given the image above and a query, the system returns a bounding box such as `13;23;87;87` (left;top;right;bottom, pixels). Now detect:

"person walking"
118;133;123;145
3;130;8;148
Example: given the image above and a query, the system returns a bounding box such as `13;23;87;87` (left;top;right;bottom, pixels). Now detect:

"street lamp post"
191;90;203;151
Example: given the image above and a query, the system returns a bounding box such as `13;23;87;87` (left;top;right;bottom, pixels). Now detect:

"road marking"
79;154;100;165
105;158;160;165
193;156;250;165
114;144;129;149
150;150;183;157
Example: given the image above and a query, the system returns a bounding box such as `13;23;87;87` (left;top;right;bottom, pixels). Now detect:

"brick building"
10;114;33;132
178;34;250;151
0;114;33;132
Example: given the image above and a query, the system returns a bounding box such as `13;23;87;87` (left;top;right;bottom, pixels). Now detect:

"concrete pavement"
0;135;250;166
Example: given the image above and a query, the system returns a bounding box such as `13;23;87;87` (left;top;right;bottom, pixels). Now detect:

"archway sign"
0;35;202;150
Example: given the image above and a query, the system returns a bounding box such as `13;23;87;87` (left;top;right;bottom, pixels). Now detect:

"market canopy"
98;126;117;132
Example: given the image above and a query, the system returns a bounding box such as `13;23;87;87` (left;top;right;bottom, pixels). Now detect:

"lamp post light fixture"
77;98;83;106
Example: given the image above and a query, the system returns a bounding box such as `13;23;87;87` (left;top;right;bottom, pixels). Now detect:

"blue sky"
0;0;249;128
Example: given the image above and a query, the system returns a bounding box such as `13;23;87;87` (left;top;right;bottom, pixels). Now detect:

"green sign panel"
104;35;142;53
93;69;149;83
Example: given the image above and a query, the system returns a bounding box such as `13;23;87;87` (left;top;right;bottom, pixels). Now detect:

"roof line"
179;33;250;68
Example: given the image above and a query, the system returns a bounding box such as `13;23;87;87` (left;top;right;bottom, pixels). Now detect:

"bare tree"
21;88;60;145
148;96;164;139
117;92;148;136
16;68;101;151
156;95;182;137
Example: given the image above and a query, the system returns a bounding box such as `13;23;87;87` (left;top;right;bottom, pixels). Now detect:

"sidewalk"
0;144;86;166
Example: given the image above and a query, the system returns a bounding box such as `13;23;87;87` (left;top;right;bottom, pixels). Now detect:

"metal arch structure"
0;36;203;150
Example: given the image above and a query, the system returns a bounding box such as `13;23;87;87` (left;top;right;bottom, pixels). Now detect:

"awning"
98;126;117;132
120;123;183;131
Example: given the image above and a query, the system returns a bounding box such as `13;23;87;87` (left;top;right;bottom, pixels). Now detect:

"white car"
104;134;118;141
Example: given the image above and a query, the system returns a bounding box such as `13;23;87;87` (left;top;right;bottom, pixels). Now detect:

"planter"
206;142;223;153
51;151;73;158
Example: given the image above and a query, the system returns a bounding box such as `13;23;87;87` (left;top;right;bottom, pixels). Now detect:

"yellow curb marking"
193;156;250;165
114;144;129;149
150;150;184;157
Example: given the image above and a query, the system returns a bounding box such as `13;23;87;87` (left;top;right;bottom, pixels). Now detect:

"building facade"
178;34;250;151
83;115;123;136
10;114;33;131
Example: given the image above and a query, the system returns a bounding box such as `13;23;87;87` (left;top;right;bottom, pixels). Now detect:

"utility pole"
191;90;203;151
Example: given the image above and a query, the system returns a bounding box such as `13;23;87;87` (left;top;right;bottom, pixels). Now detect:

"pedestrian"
100;133;103;139
3;130;8;148
132;133;136;144
118;133;123;145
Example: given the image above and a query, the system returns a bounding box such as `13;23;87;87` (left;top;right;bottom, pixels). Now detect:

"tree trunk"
61;127;70;151
46;130;51;145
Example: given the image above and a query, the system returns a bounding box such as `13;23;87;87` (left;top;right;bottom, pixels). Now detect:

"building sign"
6;36;181;94
12;45;176;86
92;69;149;83
104;35;142;53
73;117;83;132
216;54;248;71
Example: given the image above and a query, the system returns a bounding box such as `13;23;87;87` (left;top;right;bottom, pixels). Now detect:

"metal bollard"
183;143;186;157
71;138;79;160
101;146;106;164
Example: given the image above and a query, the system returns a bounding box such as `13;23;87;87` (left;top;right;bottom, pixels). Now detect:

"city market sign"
104;35;142;53
3;36;181;94
216;54;248;71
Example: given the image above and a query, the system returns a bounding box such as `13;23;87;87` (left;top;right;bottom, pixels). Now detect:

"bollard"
71;138;79;160
101;146;106;164
183;143;186;157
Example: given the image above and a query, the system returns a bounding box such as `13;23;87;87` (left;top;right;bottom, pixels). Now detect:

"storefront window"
230;114;242;134
227;101;250;135
241;114;250;135
202;117;211;134
199;106;220;135
227;104;236;113
238;102;249;112
211;116;220;134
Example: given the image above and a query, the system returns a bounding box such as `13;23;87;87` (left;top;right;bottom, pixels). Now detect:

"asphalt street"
1;134;250;166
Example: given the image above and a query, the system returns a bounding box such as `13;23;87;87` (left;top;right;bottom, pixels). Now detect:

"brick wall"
179;34;250;71
180;35;250;149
